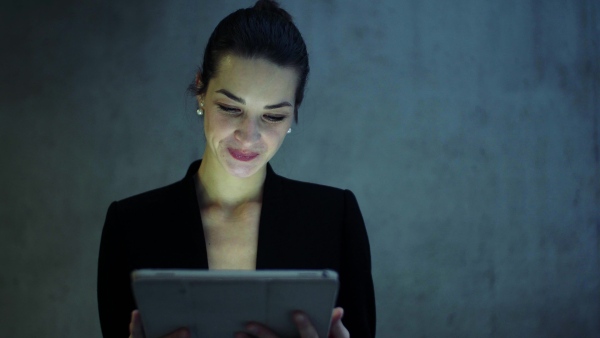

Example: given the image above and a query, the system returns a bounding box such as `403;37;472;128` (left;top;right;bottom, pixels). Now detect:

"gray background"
1;0;599;337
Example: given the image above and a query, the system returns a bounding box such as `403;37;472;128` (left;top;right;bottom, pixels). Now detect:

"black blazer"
98;160;376;337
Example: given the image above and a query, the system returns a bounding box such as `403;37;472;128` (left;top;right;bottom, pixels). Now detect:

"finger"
331;307;344;324
163;328;190;338
244;322;279;338
130;310;144;338
293;312;319;338
329;308;349;338
130;309;189;338
234;333;251;338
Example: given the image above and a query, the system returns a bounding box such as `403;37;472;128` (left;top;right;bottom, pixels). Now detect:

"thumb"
129;310;145;338
331;307;344;325
329;307;349;337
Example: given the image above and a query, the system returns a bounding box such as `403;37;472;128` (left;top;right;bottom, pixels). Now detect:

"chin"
222;157;265;178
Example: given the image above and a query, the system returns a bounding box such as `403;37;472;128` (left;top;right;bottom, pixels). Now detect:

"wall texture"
1;0;598;337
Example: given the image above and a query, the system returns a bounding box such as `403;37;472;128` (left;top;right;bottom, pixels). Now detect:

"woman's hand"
129;310;190;338
235;307;349;338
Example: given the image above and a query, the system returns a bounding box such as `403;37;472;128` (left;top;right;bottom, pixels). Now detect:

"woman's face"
198;54;297;179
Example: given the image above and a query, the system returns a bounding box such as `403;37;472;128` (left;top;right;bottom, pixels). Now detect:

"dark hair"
189;0;309;122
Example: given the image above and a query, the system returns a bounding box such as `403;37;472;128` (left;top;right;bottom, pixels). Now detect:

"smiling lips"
228;148;259;161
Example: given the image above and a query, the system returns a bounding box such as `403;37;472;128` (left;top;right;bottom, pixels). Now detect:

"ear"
195;71;204;106
195;71;203;89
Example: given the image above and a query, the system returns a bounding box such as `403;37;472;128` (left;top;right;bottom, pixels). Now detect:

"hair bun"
253;0;293;22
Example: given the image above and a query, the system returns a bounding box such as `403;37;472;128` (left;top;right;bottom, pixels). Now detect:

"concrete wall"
1;0;598;337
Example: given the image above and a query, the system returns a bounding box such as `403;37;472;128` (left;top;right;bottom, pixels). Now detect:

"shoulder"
106;160;200;224
102;179;194;243
267;168;360;215
279;174;345;196
115;180;186;214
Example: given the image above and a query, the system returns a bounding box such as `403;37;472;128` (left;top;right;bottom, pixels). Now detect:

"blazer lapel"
182;160;209;269
256;164;287;269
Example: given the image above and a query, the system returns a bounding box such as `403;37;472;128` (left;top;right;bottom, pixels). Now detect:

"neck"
196;155;266;208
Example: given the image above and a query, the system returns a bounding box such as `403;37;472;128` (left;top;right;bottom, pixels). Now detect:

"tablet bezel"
131;269;339;338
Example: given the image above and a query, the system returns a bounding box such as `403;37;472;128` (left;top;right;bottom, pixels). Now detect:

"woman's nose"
235;117;261;143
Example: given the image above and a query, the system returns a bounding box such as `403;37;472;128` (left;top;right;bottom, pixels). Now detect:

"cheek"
264;129;287;147
205;114;233;139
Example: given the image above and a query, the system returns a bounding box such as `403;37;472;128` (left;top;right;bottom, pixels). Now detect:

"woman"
97;1;376;337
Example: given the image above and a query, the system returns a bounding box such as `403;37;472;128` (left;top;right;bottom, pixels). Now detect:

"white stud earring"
287;128;292;134
196;101;204;116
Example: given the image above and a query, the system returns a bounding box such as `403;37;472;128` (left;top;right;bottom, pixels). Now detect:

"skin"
235;308;349;338
128;55;350;338
198;54;296;194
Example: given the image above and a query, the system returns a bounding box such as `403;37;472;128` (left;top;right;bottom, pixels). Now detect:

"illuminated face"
198;55;297;179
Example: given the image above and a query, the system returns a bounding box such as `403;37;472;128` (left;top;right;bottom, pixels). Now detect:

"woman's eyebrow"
215;88;292;110
216;89;245;104
264;102;292;110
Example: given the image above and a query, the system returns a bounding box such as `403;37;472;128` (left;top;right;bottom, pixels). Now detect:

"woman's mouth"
228;148;259;162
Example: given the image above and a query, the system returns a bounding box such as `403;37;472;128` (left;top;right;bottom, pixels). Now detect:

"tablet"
131;269;339;338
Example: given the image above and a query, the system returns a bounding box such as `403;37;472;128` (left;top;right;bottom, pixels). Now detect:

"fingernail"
294;313;306;323
246;325;260;334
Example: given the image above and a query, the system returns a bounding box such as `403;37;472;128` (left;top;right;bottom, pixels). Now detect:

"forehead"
208;54;299;105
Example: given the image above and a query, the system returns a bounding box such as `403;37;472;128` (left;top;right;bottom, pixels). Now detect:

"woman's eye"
263;114;286;122
217;104;241;114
